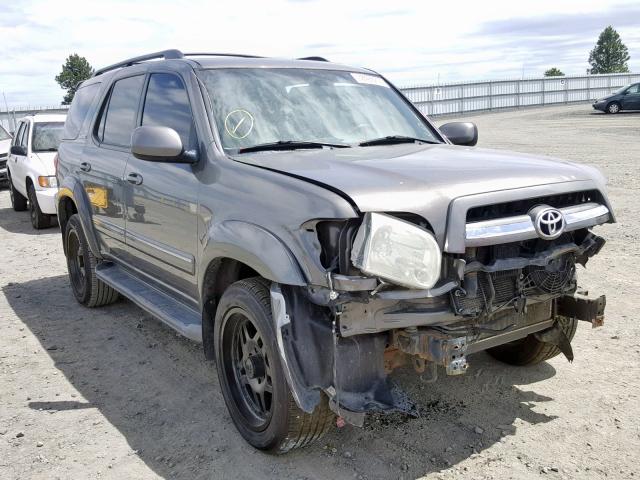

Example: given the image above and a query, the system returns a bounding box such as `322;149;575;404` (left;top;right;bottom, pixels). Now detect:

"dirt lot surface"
1;104;639;480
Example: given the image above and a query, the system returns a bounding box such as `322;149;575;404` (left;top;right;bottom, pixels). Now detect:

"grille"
466;189;603;223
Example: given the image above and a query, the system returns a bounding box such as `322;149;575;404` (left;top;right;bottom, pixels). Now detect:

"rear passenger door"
83;74;145;257
121;72;200;304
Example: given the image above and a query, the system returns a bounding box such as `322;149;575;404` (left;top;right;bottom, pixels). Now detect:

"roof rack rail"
93;49;184;77
183;52;264;59
298;56;329;62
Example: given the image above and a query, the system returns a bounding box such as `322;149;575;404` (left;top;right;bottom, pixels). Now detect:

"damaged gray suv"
56;50;613;453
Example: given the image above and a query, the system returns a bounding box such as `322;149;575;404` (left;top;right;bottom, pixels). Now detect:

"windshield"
199;68;440;151
614;84;630;94
32;122;64;152
0;126;10;141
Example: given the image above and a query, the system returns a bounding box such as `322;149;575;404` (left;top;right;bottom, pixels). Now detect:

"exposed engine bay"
272;200;609;426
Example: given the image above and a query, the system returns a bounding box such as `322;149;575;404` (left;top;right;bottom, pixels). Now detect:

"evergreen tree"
55;54;94;104
588;26;630;74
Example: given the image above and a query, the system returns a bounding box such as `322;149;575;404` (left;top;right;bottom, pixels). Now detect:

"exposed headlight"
38;176;58;188
351;212;441;289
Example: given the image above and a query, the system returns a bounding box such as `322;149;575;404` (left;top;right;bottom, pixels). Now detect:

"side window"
142;73;196;148
13;123;25;146
97;75;145;147
19;122;29;148
63;83;101;139
629;84;640;94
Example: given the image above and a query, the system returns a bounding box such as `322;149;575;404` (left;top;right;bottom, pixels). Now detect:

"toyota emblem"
533;207;565;240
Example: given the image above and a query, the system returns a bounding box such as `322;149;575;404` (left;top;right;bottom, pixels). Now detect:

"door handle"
126;172;143;185
80;162;91;172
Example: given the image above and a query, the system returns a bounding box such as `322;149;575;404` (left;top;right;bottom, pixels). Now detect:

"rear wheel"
606;102;621;114
9;175;27;211
487;317;578;366
27;183;52;229
214;278;334;453
64;214;119;307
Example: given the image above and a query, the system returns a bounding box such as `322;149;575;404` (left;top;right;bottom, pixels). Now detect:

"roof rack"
93;49;184;77
183;52;264;59
298;56;329;62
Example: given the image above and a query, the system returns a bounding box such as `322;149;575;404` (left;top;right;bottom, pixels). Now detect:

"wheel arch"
199;221;307;359
56;176;103;260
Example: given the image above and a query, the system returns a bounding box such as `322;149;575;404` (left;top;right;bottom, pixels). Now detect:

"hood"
234;144;609;251
234;144;600;213
32;151;57;176
0;139;10;155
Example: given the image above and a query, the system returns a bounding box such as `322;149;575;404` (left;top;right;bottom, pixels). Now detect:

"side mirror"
439;122;478;146
10;145;27;156
131;126;196;163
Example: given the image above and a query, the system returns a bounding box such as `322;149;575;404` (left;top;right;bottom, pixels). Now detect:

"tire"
64;214;119;307
606;102;621;114
9;175;27;211
214;277;334;453
27;183;52;229
487;316;578;366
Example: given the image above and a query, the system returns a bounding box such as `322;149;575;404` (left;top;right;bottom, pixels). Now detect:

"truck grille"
466;189;603;223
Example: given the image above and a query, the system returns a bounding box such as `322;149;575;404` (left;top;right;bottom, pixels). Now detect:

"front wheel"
606;102;621;114
487;317;578;366
27;183;52;229
64;214;119;307
214;278;334;453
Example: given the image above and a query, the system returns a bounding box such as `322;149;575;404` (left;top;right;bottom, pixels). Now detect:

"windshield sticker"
224;109;255;139
350;73;389;88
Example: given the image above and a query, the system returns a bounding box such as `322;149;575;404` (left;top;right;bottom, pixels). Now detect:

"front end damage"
271;195;612;427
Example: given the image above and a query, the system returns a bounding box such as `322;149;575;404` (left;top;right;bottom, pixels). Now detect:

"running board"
96;262;202;342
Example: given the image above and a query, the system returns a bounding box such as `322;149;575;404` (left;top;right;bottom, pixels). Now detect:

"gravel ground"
1;104;639;480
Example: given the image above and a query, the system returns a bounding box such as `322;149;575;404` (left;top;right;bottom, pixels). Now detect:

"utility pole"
2;92;10;132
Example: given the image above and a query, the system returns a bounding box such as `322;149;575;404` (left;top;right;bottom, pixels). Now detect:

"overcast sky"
1;0;639;107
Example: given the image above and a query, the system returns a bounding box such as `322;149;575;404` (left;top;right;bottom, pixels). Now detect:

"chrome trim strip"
126;229;195;274
94;217;125;239
465;202;610;247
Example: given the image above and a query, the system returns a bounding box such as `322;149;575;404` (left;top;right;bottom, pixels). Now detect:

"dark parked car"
56;50;613;453
593;82;640;113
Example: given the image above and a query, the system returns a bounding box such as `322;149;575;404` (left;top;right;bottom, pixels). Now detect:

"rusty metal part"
383;348;407;374
392;329;469;376
556;292;606;328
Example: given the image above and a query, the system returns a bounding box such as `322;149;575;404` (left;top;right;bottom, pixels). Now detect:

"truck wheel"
27;183;52;229
9;175;28;211
487;317;578;366
606;102;620;114
64;214;119;307
214;277;334;453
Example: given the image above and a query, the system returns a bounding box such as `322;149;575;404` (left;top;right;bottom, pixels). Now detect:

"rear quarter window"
63;83;101;140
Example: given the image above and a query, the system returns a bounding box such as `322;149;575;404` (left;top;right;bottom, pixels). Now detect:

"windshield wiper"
238;140;350;154
359;135;439;147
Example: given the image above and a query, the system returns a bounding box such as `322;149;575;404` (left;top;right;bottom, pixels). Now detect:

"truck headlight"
351;212;441;289
38;176;58;188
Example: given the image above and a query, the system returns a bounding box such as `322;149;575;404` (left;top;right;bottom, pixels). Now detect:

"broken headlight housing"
350;212;441;289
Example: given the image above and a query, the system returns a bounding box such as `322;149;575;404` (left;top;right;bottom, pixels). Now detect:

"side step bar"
96;262;202;342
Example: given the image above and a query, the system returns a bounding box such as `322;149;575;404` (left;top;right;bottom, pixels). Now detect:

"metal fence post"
488;81;493;111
